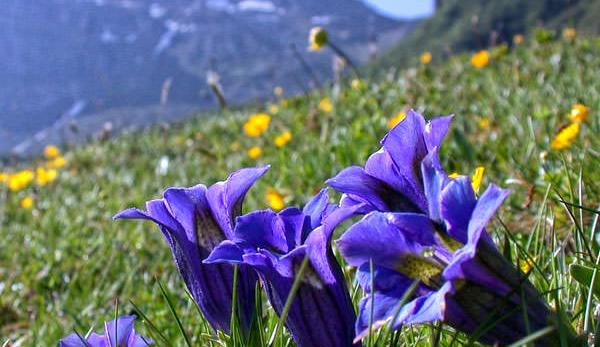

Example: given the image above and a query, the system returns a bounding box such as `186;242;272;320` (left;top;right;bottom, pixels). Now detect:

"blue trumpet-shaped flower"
59;315;152;347
205;189;360;347
113;167;268;334
337;153;580;346
326;109;453;215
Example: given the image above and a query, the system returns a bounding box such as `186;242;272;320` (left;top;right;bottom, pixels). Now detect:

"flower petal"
206;166;269;238
424;114;454;151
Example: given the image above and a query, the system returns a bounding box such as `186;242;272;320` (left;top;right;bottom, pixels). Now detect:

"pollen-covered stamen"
395;253;444;288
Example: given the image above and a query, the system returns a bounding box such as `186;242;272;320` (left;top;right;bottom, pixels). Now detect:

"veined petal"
380;110;427;190
104;315;136;347
59;334;89;347
440;176;476;244
326;166;393;211
421;150;449;221
302;188;333;229
204;240;244;264
364;150;426;213
424;114;454;151
233;210;288;253
467;184;510;246
337;212;437;273
206;166;270;238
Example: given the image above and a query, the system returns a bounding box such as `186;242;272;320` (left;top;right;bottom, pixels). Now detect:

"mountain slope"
375;0;600;69
0;0;414;156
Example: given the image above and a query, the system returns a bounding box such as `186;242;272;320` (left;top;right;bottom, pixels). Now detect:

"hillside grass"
1;33;600;346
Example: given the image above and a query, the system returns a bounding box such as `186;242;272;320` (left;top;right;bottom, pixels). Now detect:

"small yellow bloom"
351;79;362;90
274;86;284;97
568;103;589;123
20;196;34;209
471;50;490;69
308;27;328;51
519;258;534;274
269;104;280;114
281;100;289;108
43;145;60;159
448;167;485;193
266;188;285;211
243;113;271;137
8;170;34;192
513;34;524;45
562;27;576;39
387;111;406;129
471;166;485;194
46;156;67;169
248;146;262;159
318;97;333;113
274;131;292;148
551;123;580;150
36;167;58;186
420;51;432;65
478;117;491;129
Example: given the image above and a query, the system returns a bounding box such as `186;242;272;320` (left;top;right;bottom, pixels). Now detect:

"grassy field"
1;32;599;346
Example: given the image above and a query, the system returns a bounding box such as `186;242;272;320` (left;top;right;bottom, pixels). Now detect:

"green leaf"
570;264;600;298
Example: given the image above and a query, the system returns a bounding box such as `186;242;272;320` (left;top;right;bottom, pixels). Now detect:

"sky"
363;0;435;19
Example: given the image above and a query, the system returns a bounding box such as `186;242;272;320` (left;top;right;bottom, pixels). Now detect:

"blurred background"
0;0;428;157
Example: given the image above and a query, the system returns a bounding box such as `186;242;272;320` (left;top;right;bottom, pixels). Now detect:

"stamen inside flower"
396;254;444;288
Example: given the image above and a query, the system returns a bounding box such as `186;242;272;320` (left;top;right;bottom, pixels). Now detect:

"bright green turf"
1;33;599;346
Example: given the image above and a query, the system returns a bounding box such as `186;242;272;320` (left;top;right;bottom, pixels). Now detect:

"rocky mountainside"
0;0;415;156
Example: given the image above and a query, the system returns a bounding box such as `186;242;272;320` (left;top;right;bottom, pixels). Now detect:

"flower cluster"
107;110;583;347
60;315;152;347
1;144;68;210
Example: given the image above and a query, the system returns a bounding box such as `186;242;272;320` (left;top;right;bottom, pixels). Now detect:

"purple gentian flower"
113;167;268;334
337;153;578;346
59;315;152;347
205;189;360;347
326;109;453;215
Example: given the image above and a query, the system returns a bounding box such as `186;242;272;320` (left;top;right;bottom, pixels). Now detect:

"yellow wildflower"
248;146;262;159
47;156;67;169
568;103;589;123
8;170;34;192
551;123;580;150
36;167;58;186
562;27;576;39
351;79;362;90
20;196;34;209
387;111;406;129
319;97;333;113
0;172;8;184
43;145;60;159
274;131;292;148
269;104;279;114
519;258;534;274
513;34;524;45
274;86;284;97
420;51;432;65
243;113;271;137
478;117;491;129
266;188;285;211
471;166;485;194
471;50;490;69
308;27;328;51
448;167;485;193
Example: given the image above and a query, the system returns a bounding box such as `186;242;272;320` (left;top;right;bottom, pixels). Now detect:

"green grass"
1;33;599;346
